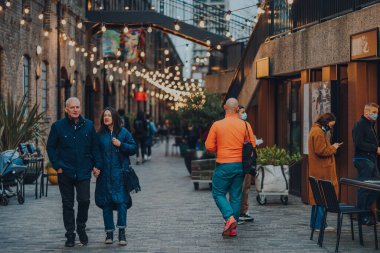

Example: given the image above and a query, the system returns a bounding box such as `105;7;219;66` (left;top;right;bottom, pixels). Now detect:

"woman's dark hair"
99;107;122;135
315;113;336;127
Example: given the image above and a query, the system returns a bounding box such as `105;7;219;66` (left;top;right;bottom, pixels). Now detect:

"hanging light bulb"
61;18;67;25
124;6;129;10
92;67;97;74
216;44;222;50
206;51;211;57
147;25;153;33
164;49;169;55
174;66;179;71
81;47;85;53
123;26;129;33
84;52;88;57
122;80;126;86
101;24;107;33
174;21;180;31
124;62;129;68
92;46;97;52
23;7;30;14
225;30;231;37
287;0;294;4
165;57;170;62
77;21;83;29
140;51;145;57
117;50;121;57
118;67;123;74
231;36;236;42
5;1;11;7
38;13;44;20
20;19;26;25
69;59;75;67
199;18;205;28
225;10;231;21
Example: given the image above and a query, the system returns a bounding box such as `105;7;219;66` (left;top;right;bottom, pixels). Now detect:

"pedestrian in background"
133;111;147;165
237;105;254;224
117;109;131;132
352;102;380;226
46;97;101;247
145;114;157;160
206;98;256;237
308;113;342;232
95;107;136;245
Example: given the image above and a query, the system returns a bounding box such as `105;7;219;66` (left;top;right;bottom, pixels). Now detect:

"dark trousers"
353;159;379;217
58;173;90;237
135;137;146;158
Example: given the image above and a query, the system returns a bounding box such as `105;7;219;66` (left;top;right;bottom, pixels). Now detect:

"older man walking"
47;97;101;247
206;98;256;237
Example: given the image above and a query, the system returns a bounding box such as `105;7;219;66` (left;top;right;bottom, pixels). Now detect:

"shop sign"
351;28;378;60
135;91;147;101
256;57;269;78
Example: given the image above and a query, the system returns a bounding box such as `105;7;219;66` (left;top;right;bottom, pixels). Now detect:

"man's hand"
377;147;380;155
92;168;100;178
57;168;63;174
112;137;121;147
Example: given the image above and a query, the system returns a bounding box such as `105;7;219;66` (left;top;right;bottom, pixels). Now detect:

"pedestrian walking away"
205;98;256;237
46;97;102;247
237;105;254;224
95;107;137;246
308;113;342;232
352;102;380;226
145;114;157;160
133;111;148;164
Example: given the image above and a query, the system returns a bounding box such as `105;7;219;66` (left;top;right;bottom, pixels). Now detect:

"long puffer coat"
95;127;136;208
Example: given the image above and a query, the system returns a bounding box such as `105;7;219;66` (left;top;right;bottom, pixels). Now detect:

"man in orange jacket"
206;98;256;237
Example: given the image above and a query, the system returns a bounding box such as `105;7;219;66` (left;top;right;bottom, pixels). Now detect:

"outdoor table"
339;177;380;200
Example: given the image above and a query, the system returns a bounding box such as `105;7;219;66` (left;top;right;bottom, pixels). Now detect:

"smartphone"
339;142;344;145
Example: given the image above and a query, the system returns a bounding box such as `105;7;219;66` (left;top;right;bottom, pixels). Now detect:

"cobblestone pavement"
0;139;377;253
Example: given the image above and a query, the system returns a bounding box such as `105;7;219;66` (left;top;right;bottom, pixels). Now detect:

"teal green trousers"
212;162;244;221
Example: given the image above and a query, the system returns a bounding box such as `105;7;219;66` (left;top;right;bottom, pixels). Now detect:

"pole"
56;0;61;119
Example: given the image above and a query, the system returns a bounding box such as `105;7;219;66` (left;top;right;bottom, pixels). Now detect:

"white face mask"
241;113;247;121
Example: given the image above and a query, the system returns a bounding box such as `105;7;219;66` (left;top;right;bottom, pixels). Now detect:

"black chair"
318;179;378;252
308;176;326;245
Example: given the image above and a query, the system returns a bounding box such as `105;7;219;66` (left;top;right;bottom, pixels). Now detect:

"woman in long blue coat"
95;107;136;245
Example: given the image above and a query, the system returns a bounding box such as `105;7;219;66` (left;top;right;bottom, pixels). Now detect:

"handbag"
242;122;257;175
122;164;141;193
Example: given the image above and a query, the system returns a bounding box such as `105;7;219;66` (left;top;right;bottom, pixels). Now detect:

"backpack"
134;119;146;137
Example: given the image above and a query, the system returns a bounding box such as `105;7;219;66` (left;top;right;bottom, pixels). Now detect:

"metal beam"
86;11;232;47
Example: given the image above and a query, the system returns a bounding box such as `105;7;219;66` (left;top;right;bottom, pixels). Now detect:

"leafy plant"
0;93;46;150
257;145;302;166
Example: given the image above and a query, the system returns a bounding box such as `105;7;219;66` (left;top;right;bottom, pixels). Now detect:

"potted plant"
255;145;302;205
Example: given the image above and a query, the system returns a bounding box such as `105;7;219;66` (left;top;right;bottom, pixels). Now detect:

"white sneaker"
324;226;335;232
147;156;151;160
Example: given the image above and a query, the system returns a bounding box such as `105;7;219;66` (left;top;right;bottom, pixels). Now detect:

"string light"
92;67;97;74
44;30;49;37
216;44;222;50
77;22;83;29
123;26;129;33
5;1;11;7
38;13;44;20
140;51;146;57
24;7;30;14
122;80;126;86
206;40;211;46
164;49;169;55
20;19;26;25
225;10;231;21
124;6;129;10
61;19;67;25
147;25;153;33
174;21;180;31
101;24;106;32
199;18;205;28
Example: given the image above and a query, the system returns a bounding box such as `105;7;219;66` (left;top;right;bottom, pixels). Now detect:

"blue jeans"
212;163;244;221
310;205;324;229
102;203;127;232
353;158;379;215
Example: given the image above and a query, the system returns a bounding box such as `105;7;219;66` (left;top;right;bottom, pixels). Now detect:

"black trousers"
58;173;90;237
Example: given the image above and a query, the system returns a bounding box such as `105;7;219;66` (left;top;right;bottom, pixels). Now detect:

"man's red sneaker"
223;216;237;236
229;229;237;237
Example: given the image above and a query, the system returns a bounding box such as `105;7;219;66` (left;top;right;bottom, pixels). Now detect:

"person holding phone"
308;113;341;232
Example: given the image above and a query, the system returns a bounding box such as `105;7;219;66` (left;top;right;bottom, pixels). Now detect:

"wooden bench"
190;158;216;190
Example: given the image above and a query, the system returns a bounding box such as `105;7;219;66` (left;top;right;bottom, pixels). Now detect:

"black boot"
118;228;127;246
77;228;88;245
65;233;75;247
105;232;113;244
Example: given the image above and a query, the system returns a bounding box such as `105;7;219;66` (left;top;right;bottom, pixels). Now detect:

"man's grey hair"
65;97;80;107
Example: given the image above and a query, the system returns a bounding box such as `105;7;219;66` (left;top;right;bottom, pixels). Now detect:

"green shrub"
257;145;302;166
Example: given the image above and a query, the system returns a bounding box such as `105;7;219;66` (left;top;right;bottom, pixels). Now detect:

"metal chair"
308;176;326;245
318;179;378;252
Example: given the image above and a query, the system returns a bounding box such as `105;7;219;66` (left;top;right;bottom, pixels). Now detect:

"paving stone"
0;139;377;252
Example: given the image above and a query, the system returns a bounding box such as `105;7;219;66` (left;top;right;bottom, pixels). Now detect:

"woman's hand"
332;142;343;149
112;137;121;147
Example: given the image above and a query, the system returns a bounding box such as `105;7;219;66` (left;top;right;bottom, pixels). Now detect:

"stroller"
0;149;27;206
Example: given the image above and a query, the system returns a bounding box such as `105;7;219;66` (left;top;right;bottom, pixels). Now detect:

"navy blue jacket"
46;115;101;181
95;128;136;208
352;115;379;162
